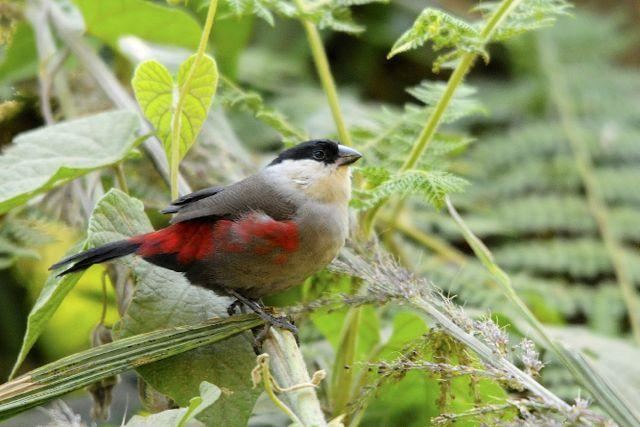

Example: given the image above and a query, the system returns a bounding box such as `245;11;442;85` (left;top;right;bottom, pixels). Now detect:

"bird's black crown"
269;139;340;166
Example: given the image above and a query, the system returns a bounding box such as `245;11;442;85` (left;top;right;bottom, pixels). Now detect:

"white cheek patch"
266;159;351;203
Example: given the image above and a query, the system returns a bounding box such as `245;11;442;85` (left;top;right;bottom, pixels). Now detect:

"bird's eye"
312;150;326;160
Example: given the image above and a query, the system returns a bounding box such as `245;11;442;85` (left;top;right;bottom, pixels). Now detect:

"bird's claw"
252;315;298;352
226;299;244;316
221;287;299;351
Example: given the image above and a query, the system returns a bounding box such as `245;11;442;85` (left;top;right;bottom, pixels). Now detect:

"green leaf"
74;0;202;50
9;253;86;378
88;190;259;427
179;382;222;427
218;77;307;142
378;311;428;359
388;8;482;60
475;0;571;42
0;110;139;215
1;315;261;420
133;54;219;163
354;170;468;210
311;305;380;360
125;381;222;427
0;23;37;85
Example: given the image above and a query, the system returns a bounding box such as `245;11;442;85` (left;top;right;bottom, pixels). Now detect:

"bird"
50;139;362;334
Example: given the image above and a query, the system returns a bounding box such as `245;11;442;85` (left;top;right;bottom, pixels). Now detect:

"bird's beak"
336;145;362;166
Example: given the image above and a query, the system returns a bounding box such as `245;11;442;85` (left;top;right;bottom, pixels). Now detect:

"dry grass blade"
0;314;263;421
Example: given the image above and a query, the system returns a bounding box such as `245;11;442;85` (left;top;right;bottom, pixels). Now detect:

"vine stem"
362;0;524;236
113;163;129;194
401;0;522;172
169;0;219;199
537;35;640;345
293;0;352;146
289;4;359;420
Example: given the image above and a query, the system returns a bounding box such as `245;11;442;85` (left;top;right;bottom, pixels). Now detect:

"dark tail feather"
49;240;140;276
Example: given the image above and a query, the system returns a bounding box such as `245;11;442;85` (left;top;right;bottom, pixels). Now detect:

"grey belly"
187;215;346;298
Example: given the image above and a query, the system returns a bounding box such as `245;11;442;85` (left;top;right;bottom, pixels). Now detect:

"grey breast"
178;172;348;298
210;203;348;298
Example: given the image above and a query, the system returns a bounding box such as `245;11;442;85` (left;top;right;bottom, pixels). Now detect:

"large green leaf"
0;110;140;214
90;190;259;427
1;315;261;420
9;253;86;378
126;381;222;427
0;23;37;85
132;54;218;164
74;0;201;50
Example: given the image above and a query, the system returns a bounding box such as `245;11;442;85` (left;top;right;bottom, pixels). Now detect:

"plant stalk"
262;329;328;426
293;0;352;146
402;0;521;170
330;306;361;417
445;197;640;426
362;0;524;235
170;0;219;199
114;163;129;194
537;34;640;345
385;216;467;266
47;0;192;195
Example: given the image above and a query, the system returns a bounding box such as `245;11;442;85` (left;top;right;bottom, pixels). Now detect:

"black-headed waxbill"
50;139;362;331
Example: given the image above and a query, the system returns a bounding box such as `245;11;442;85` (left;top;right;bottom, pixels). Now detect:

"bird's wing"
166;175;297;224
161;186;225;214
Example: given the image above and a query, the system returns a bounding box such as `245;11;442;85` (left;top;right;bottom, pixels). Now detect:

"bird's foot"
226;299;245;316
251;316;298;353
222;288;298;351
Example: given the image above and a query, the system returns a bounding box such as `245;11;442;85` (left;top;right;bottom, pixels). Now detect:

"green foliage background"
0;0;639;425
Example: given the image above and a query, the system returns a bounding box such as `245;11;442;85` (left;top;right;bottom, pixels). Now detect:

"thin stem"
99;271;108;326
170;0;219;199
330;306;361;417
385;216;467;266
402;0;522;171
253;354;304;425
445;197;640;426
399;54;474;173
113;163;129;195
363;0;524;235
48;0;192;195
537;34;640;345
293;0;352;146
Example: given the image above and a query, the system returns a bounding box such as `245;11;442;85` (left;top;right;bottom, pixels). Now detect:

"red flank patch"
133;213;299;265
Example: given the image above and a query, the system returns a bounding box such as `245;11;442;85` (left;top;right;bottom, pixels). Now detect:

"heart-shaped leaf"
132;54;218;165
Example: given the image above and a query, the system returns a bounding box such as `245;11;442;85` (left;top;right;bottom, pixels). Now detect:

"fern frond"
475;0;571;42
407;82;486;124
436;195;640;242
388;8;483;66
493;238;640;281
218;77;307;143
465;156;581;200
221;0;383;32
354;169;468;210
468;122;640;175
414;256;625;334
352;81;481;172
